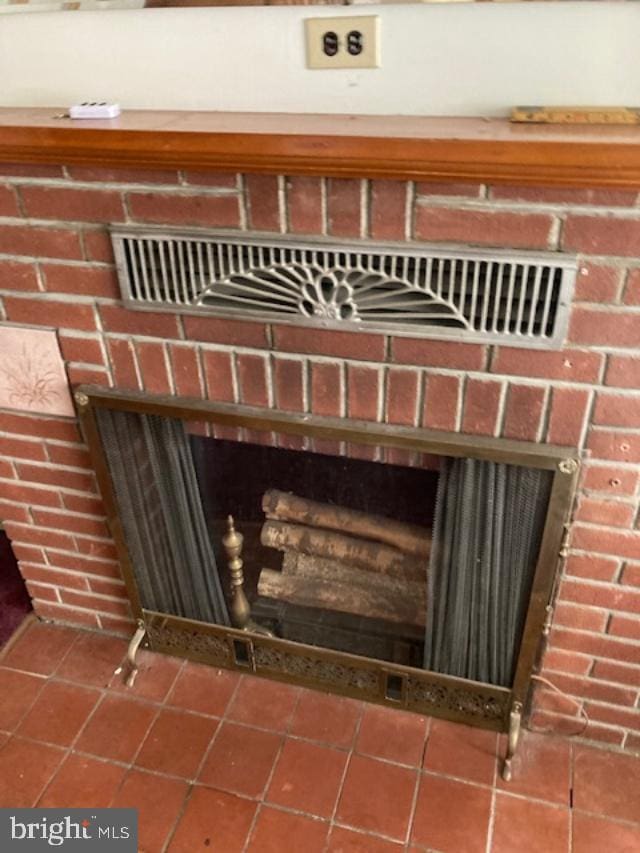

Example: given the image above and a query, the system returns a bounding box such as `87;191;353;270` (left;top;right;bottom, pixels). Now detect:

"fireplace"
1;111;639;757
73;385;577;778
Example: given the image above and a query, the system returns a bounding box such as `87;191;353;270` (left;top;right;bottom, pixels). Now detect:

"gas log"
260;520;426;582
262;489;431;557
257;493;430;627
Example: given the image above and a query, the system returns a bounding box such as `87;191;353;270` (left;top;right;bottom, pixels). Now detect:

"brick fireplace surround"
1;133;639;753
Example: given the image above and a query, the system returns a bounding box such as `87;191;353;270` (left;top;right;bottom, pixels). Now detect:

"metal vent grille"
111;228;576;348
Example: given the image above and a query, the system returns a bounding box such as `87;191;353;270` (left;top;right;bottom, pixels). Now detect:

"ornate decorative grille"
111;227;576;348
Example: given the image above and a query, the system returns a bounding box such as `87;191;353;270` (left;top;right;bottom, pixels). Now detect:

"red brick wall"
0;165;639;751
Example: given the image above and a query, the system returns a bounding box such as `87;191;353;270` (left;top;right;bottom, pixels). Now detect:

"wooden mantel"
1;108;640;188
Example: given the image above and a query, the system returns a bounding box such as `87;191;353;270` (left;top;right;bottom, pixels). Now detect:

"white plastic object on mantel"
69;102;121;120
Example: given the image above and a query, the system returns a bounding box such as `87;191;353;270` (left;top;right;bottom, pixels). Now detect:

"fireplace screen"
78;388;577;777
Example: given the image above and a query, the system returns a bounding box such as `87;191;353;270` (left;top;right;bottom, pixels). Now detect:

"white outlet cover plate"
305;16;380;70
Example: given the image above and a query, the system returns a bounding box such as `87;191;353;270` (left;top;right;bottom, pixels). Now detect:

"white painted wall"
0;3;637;117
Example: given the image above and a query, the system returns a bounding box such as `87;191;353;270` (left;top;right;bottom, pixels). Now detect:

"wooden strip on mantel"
1;108;640;187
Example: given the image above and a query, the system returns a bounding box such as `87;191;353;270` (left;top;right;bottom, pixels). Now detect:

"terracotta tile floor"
1;620;639;853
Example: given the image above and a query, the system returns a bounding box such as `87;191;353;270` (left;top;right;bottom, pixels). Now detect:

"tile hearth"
0;620;638;853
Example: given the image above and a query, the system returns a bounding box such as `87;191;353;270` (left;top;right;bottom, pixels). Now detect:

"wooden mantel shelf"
1;108;640;188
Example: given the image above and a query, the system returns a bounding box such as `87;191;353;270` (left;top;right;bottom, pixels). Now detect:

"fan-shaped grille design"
111;228;576;348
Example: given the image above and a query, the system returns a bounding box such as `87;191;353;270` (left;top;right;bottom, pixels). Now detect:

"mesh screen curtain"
424;457;552;688
95;408;230;626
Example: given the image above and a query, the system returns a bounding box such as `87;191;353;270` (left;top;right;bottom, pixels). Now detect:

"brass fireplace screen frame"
75;385;579;778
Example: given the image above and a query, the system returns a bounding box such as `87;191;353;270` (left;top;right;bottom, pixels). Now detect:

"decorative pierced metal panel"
111;227;576;348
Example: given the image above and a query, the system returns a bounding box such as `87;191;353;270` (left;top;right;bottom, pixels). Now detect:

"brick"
136;341;172;394
20;563;89;592
0;225;82;260
274;326;385;362
565;553;620;583
546;387;590;446
608;614;640;641
541;670;637;707
245;174;280;231
26;581;58;603
593;394;640;429
202;350;234;403
58;589;130;617
4;296;96;332
99;614;135;635
0;162;64;179
82;230;115;264
286;177;323;235
3;522;75;553
575;497;635;528
461;378;502;436
45;549;122;580
585;703;640;732
41;264;119;299
311;362;342;417
0;481;62;508
274;358;305;413
551;626;640;665
370;180;407;241
422;373;460;432
181;172;237;188
45;444;92;469
20;186;125;223
492;347;602;384
0;183;19;216
491;186;639;206
571;524;640;561
106;338;140;391
502;384;546;442
574;264;623;303
587;430;640;464
128;192;240;228
582;463;639;497
541;647;593;676
347;365;380;421
0;259;39;292
11;544;45;563
569;307;640;348
16;462;95;494
59;334;104;365
591;660;640;689
327;179;362;238
237;354;269;407
66;366;110;388
32;510;109;540
169;345;202;399
34;601;100;628
74;537;118;561
183;315;267;348
562;215;640;256
553;601;608;633
61;493;105;516
561;578;640;615
386;368;419;426
0;501;30;523
623;268;640;305
414;206;554;249
622;564;640;587
0;435;47;462
100;305;180;338
391;338;486;371
0;459;14;479
415;182;483;198
606;355;640;390
66;166;179;184
87;577;127;598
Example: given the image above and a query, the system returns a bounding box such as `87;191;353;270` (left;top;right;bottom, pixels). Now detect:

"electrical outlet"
305;16;380;70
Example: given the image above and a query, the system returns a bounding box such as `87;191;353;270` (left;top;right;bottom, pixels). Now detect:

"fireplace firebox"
75;385;579;780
